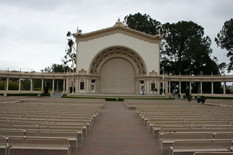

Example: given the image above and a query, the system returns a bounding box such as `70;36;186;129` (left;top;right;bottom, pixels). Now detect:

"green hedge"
105;98;124;101
188;95;233;100
205;96;233;99
7;94;39;96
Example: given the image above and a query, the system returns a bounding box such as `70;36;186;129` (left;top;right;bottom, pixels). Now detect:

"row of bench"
159;132;233;154
125;99;233;155
0;98;105;155
0;136;71;155
169;139;232;155
0;128;80;150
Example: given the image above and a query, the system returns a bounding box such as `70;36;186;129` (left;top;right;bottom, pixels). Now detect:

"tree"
215;18;233;72
62;31;77;72
123;12;161;35
42;64;71;73
161;21;220;75
124;13;221;75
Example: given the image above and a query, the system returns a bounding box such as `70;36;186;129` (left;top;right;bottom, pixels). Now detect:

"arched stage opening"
89;46;146;94
100;58;136;94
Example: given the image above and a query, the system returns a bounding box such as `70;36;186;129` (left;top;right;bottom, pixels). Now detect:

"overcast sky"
0;0;232;73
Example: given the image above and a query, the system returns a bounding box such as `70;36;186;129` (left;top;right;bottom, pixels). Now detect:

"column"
211;81;214;94
147;80;150;95
41;79;44;92
168;81;171;94
52;79;55;93
200;81;202;94
18;78;21;91
56;80;59;91
189;81;192;94
4;78;9;96
179;81;181;94
66;78;70;94
162;80;165;95
72;77;75;94
6;78;9;91
63;79;66;93
157;80;160;95
86;79;89;93
30;79;33;91
223;82;226;94
165;80;168;95
73;77;77;93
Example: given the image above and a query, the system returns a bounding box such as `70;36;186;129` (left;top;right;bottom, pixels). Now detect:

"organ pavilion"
72;19;162;95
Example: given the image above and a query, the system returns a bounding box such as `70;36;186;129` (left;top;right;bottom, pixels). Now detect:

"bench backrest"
215;132;233;140
0;123;37;129
9;136;70;149
204;125;233;132
154;121;191;126
192;121;231;126
25;129;78;139
0;136;7;147
0;137;7;155
39;124;86;130
194;152;233;155
161;132;214;140
173;139;231;150
0;129;25;137
160;126;203;133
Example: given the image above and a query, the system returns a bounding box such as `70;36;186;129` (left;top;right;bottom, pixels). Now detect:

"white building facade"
72;21;162;95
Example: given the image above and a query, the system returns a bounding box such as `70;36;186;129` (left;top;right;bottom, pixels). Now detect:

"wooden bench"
4;116;93;131
204;125;233;132
0;123;38;129
169;139;232;155
38;124;88;137
8;136;71;155
194;152;233;155
192;121;231;126
215;132;233;150
215;132;233;140
0;136;7;155
154;126;203;138
159;132;214;153
0;128;25;137
47;121;91;131
25;129;81;150
151;121;191;134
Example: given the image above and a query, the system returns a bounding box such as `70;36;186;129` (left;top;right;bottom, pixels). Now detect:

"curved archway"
89;46;146;75
89;46;147;94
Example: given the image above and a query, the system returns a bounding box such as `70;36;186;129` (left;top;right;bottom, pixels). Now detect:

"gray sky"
0;0;232;73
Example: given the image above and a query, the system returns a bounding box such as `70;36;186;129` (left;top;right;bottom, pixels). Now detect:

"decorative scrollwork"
90;47;146;75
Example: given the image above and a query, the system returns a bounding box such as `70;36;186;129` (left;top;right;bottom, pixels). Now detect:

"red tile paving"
77;101;161;155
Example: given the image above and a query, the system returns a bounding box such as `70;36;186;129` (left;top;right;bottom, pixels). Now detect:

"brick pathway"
77;101;160;155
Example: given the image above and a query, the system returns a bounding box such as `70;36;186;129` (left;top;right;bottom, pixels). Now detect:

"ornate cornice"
78;68;87;75
89;46;146;75
149;70;158;76
73;22;162;43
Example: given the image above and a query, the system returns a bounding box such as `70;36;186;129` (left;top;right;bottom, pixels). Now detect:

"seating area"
1;97;233;155
0;97;105;155
125;99;233;155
